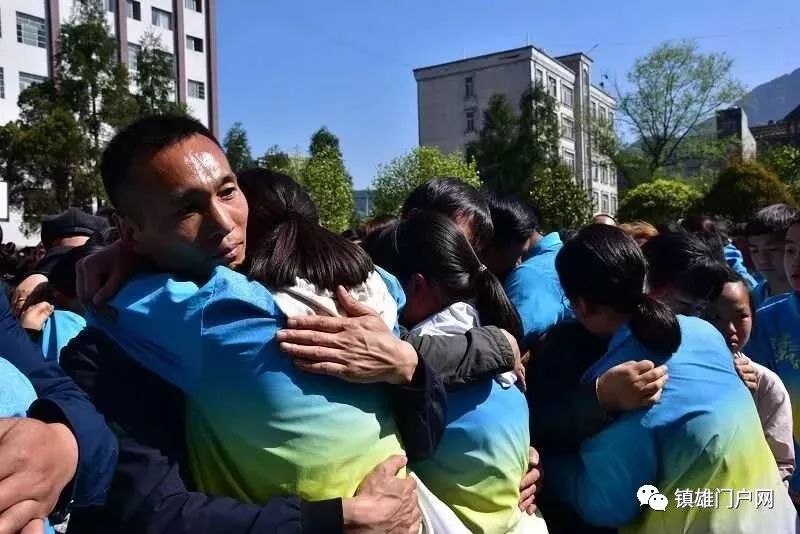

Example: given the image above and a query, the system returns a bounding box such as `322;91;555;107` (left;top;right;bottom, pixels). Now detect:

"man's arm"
60;328;418;534
0;291;117;508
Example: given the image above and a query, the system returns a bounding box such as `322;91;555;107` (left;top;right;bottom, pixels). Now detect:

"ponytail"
628;295;681;356
473;265;524;342
238;169;373;291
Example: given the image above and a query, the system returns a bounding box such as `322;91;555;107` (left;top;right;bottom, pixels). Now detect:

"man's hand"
20;302;54;332
277;286;419;385
0;419;78;534
596;360;668;412
11;275;48;317
734;354;759;395
343;455;420;533
76;240;140;308
519;447;540;514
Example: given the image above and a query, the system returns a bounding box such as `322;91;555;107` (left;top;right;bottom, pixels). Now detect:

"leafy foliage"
530;165;593;231
467;85;562;199
302;147;353;233
223;122;254;172
371;146;480;217
133;33;187;116
760;145;800;186
616;40;744;176
617;179;702;224
0;0;182;232
700;161;795;223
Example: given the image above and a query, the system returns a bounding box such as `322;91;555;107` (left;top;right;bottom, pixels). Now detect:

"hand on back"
596;360;669;412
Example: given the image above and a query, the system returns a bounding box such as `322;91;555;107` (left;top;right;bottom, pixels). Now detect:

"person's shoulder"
758;292;793;313
52;309;87;328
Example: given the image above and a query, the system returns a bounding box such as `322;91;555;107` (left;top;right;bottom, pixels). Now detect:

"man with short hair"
61;115;442;533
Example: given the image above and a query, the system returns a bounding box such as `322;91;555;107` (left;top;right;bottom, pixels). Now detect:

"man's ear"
115;214;142;253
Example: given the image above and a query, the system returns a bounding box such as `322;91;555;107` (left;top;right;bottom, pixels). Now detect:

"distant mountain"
739;67;800;126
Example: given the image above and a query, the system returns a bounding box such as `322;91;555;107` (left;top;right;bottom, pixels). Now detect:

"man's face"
784;224;800;293
119;134;248;278
748;232;786;284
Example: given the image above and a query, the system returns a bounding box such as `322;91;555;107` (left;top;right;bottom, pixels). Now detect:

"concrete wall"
0;1;50;124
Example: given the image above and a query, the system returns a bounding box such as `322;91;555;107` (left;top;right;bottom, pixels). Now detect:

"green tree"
529;165;593;231
616;40;745;176
617;179;702;224
134;33;187;116
371;146;480;217
310;127;341;158
467;84;562;199
260;146;308;185
222;122;254;172
0;0;187;230
302;147;353;232
700;161;795;223
761;145;800;186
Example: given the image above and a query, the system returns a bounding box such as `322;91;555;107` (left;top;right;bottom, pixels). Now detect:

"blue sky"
217;0;800;189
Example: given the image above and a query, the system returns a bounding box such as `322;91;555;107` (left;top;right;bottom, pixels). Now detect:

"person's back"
578;315;795;533
371;211;532;532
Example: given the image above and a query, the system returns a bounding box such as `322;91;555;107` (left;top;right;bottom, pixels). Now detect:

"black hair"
642;230;730;302
101;115;220;218
401;179;494;252
681;214;730;258
484;191;540;247
368;210;522;341
556;224;680;356
745;203;799;237
237;168;373;292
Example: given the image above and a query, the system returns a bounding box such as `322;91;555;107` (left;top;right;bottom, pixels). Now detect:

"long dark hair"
556;224;680;356
484;191;540;248
369;210;522;341
642;230;730;303
237;169;373;291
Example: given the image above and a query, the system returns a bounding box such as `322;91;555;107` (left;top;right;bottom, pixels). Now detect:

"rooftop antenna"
587;43;599;55
526;32;530;46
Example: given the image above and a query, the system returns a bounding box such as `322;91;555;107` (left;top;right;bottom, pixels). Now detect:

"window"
186;35;204;53
592;191;599;211
465;109;476;133
561;115;574;140
127;0;141;20
19;72;47;92
535;69;544;88
185;0;203;12
592;162;599;182
562;85;573;108
599;107;607;122
591;101;597;119
464;76;474;99
563;150;575;173
107;0;116;12
608;112;614;129
0;68;4;99
159;51;177;76
600;165;608;184
188;79;205;99
609;166;616;186
611;195;618;215
127;43;141;72
547;76;558;99
152;8;173;30
601;194;609;214
16;12;47;48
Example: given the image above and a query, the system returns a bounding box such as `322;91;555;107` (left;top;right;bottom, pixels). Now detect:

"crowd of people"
0;114;798;533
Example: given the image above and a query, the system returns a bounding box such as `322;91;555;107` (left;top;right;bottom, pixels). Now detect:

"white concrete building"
414;46;619;216
0;0;219;244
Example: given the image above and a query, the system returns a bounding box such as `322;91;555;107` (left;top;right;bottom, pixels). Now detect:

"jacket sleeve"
59;328;343;534
388;357;447;462
547;413;657;527
403;326;514;387
0;291;117;508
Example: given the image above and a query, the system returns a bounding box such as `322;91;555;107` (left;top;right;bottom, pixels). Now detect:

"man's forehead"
134;136;231;193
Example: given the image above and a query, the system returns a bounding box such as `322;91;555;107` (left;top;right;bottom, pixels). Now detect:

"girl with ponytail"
370;210;537;533
547;224;796;533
